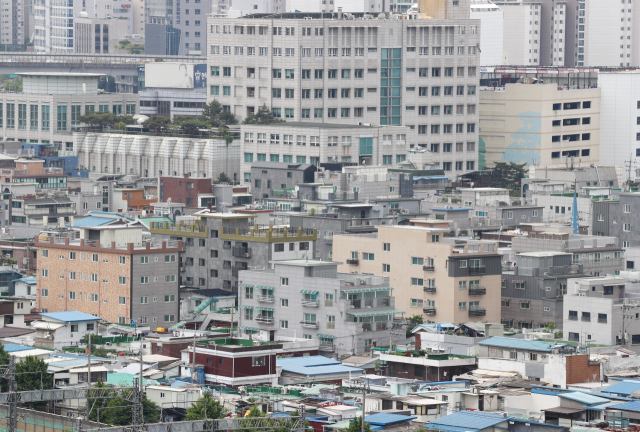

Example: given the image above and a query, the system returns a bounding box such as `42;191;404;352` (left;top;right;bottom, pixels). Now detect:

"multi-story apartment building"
592;192;640;249
149;213;317;292
74;15;132;54
333;225;502;324
9;196;76;228
250;162;316;201
159;175;212;208
493;2;541;65
74;132;240;180
35;226;182;326
208;4;481;179
480;83;600;167
501;251;585;330
563;276;630;346
0;0;27;51
239;123;412;183
1;159;67;191
0;73;138;149
239;259;402;356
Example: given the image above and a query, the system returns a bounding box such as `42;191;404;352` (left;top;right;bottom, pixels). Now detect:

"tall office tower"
470;0;504;65
207;0;482;177
0;0;27;51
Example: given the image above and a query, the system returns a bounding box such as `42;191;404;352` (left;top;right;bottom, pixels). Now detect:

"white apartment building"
207;4;481;178
598;71;640;177
470;0;504;66
239;122;413;183
494;2;541;65
1;0;26;50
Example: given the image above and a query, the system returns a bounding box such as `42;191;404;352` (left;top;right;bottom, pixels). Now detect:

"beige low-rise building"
332;226;502;325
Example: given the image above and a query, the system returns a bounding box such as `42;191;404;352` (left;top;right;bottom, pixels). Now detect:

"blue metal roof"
47;359;102;370
72;216;118;227
415;380;468;386
609;400;640;412
428;411;512;431
602;380;640;396
478;336;557;352
40;311;102;322
3;344;35;353
411;323;458;334
276;356;341;368
11;277;36;284
559;392;610;405
362;414;417;426
276;355;363;376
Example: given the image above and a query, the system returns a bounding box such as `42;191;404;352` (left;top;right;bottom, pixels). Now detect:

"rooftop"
243;121;383;129
428;411;512;431
478;337;559;352
276;355;364;376
518;251;571;257
602;380;640;396
40;311;102;322
18;72;103;77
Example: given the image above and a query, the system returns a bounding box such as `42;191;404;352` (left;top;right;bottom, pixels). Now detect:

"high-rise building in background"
0;0;28;51
207;0;481;177
469;0;503;66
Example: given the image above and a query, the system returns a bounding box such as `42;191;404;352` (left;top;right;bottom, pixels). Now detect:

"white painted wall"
470;3;504;65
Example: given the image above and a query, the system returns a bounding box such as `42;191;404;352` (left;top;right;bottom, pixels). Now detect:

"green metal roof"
348;309;405;317
241;326;260;332
255;307;274;311
256;285;274;290
342;287;394;293
300;290;319;294
241;305;254;309
241;284;254;288
316;334;336;339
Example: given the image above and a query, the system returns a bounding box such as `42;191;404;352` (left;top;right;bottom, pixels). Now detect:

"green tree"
199;100;238;127
346;417;371;432
489;162;527;194
113;115;136;126
81;334;100;346
185;392;226;420
79;112;115;129
88;382;160;425
16;356;53;409
0;344;10;392
406;314;424;338
115;39;144;55
173;116;210;135
242;104;283;125
0;75;22;92
215;172;232;184
142;116;172;134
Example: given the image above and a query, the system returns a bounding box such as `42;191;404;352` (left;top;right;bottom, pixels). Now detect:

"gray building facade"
501;251;585;330
250;162;317;201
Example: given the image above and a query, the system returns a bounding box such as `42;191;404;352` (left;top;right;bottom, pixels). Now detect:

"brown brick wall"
566;355;600;384
160;176;212;207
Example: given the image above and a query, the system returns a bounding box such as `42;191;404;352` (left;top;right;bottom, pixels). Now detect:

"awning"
240;326;260;332
300;290;319;294
348;309;405;317
241;284;254;288
413;175;449;180
257;286;274;290
342;287;394;294
240;305;254;309
315;334;336;339
255;307;274;311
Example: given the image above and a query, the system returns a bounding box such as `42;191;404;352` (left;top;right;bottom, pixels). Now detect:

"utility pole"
623;158;638;192
621;301;638;347
86;333;91;421
347;379;369;432
191;328;197;383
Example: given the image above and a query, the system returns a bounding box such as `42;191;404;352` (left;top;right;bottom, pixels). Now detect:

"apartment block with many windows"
207;11;480;178
36;226;182;327
333;225;502;325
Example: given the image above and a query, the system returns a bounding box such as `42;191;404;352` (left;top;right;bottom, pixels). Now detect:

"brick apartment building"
36;226;182;327
159;175;212;207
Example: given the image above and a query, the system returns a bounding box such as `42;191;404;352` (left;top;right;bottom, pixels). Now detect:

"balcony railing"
568;315;578;321
301;321;319;329
257;295;275;303
469;307;486;317
423;287;436;293
301;299;319;307
347;259;359;265
469;266;486;275
319;343;335;352
362;322;389;332
232;247;252;258
423;265;435;272
255;316;274;324
469;287;487;296
581;317;591;322
423;307;436;315
598;318;607;324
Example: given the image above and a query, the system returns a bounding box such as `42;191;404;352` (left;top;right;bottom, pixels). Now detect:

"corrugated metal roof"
277;356;362;376
477;336;557;352
277;356;341;368
609;400;640;412
602;380;640;396
428;411;512;431
3;344;35;353
40;311;102;322
559;392;610;405
72;216;118;227
363;413;417;425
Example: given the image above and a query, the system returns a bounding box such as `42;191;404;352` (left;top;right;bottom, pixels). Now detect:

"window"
119;297;126;305
119;276;126;285
383;243;390;251
252;356;266;367
411;278;424;286
382;264;390;273
412;257;424;265
164;295;176;302
363;253;374;261
411;299;424;308
140;276;149;284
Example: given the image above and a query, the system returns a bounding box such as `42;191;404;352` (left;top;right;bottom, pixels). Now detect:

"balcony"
257;295;275;303
423;307;436;315
469;307;486;317
423;287;436;293
362;322;389;332
347;259;359;265
232;247;251;258
598;318;607;324
568;315;578;321
469;287;487;296
350;297;391;309
301;299;319;307
319;343;335;352
581;317;591;322
255;316;274;324
301;321;319;329
469;266;486;275
423;265;435;272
